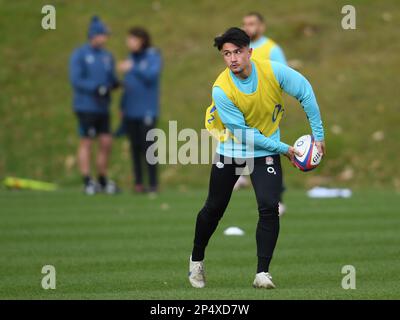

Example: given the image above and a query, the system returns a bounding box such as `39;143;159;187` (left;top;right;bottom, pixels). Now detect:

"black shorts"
76;112;110;138
207;154;283;214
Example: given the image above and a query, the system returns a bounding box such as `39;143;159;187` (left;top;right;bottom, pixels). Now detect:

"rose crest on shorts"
265;156;274;166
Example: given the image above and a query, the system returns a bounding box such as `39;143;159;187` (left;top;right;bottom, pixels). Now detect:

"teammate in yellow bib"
243;11;287;64
189;27;326;289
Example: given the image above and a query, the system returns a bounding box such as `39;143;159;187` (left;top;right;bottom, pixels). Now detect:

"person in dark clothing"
69;16;120;195
118;27;162;193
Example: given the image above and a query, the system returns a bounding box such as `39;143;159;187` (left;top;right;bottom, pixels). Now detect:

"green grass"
1;188;399;299
1;1;399;300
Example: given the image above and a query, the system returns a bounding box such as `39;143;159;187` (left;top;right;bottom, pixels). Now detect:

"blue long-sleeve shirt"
69;44;118;114
120;48;162;119
214;61;324;158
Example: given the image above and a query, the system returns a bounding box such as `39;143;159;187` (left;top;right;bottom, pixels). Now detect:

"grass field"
1;188;399;299
1;0;399;302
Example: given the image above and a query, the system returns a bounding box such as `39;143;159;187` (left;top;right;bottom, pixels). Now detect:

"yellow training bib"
251;38;277;62
205;59;284;142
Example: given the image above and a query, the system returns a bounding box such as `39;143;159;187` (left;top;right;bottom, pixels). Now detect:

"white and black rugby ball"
293;135;322;172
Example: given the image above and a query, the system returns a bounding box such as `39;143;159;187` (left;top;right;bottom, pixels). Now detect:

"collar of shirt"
229;61;258;94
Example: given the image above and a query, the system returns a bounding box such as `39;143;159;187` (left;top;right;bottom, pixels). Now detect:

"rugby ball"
293;135;322;172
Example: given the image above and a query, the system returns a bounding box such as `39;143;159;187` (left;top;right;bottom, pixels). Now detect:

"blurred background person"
118;27;162;194
69;16;120;195
243;11;287;64
235;12;288;215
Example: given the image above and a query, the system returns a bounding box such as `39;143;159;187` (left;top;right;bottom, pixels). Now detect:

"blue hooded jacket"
69;16;118;114
120;48;162;119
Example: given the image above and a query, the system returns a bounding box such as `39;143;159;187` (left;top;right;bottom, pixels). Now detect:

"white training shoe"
253;272;276;289
101;180;120;195
84;179;98;195
188;256;205;288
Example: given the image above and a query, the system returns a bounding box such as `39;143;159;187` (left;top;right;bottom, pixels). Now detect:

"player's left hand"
315;140;326;156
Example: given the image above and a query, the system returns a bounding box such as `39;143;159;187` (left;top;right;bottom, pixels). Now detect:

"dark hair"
214;27;250;51
128;27;151;50
245;11;264;22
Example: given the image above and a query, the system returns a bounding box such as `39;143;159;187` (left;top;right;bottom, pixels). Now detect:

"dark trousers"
125;118;158;188
192;154;283;272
